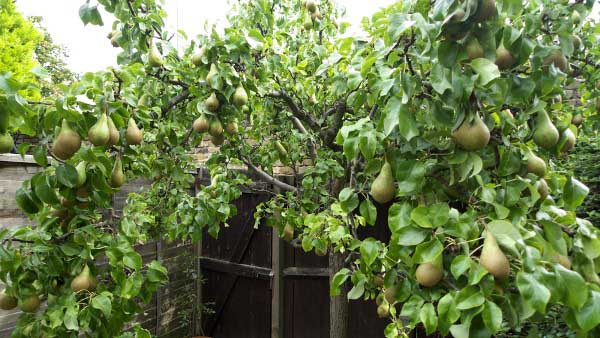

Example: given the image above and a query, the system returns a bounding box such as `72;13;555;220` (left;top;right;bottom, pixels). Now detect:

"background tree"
1;0;600;338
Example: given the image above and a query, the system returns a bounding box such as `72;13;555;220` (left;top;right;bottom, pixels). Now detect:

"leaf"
482;301;502;333
431;63;452;94
413;239;443;263
79;2;103;26
397;104;420;141
360;238;381;266
347;280;365;300
516;272;551;313
438;293;460;329
91;293;112;318
388;202;412;233
381;96;401;136
471;58;500;85
339;188;359;212
359;129;377;160
245;29;265;49
563;177;589;211
575;290;600;332
64;305;79;330
456;291;485;310
123;251;142;270
450;255;471;279
393;225;428;246
420;303;438;335
56;164;79;188
411;205;432;228
330;268;350;296
556;265;588;310
359;200;377;226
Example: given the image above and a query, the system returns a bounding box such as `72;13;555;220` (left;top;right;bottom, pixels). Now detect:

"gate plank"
200;257;272;280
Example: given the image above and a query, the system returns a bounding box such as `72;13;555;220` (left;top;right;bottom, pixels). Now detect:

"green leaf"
339;188;359;212
431;63;452;94
360;238;381;266
91;293;112;318
359;200;377;226
79;2;103;26
393;225;428;246
563;177;589;211
556;265;588;310
456;291;485;310
450;255;471;279
330;268;350;296
388;202;412;233
381;96;401;136
516;272;551;313
411;205;432;228
471;58;500;85
56;164;79;188
123;251;142;270
482;301;502;333
33;180;59;205
413;239;443;263
420;303;438;335
64;305;79;330
438;293;460;331
347;280;365;300
575;290;600;332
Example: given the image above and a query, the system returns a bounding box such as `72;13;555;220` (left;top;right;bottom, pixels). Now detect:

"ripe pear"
466;38;484;60
193;116;210;133
71;265;97;292
559;128;576;153
377;301;390;318
148;40;163;68
209;120;224;137
110;157;125;188
495;45;515;70
0;133;14;153
75;161;87;187
480;232;510;279
416;260;443;287
526;150;546;177
106;115;120;146
125;118;143;145
205;93;220;112
533;110;559;150
370;161;396;204
18;295;40;313
88;113;111;146
452;115;490;151
225;120;239;135
305;0;317;13
536;178;549;200
0;292;17;310
543;50;568;73
53;120;82;160
233;85;248;107
283;223;294;241
571;114;583;126
475;0;496;22
206;63;218;84
275;141;288;159
210;134;225;146
303;12;313;30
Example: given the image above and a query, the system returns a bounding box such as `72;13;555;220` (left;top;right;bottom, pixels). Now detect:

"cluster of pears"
301;0;321;30
0;291;41;313
532;110;576;153
451;114;491;151
370;160;396;204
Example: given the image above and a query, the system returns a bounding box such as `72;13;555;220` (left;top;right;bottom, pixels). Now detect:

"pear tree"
1;0;600;337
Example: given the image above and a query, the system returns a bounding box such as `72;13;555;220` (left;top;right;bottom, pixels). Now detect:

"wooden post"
193;167;203;336
271;175;285;338
329;251;349;338
155;239;162;336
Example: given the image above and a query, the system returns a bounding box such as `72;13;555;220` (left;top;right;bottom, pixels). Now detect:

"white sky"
15;0;397;74
14;0;600;74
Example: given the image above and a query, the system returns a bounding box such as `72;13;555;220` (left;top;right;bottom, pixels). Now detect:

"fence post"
193;167;204;335
271;175;285;338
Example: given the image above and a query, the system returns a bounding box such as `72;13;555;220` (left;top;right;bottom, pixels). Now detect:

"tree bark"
329;251;349;338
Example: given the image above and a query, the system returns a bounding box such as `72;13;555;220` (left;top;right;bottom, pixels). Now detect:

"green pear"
209;120;224;137
495;44;515;70
275;141;288;159
71;265;97;292
125;118;143;145
106;115;120;147
305;0;317;12
377;301;390;318
416;256;443;287
88;113;110;146
303;12;313;30
572;11;581;25
18;295;40;313
283;223;294;241
451;114;490;151
536;178;549;200
543;50;568;73
466;38;484;60
110;157;125;188
480;232;510;279
233;85;248;107
148;40;163;68
210;134;225;146
0;133;14;153
571;114;583;126
225;120;239;135
206;63;218;84
193;116;210;133
572;35;582;51
370;161;395;204
475;0;496;22
559;128;576;153
533;110;559;150
526;150;546;177
75;161;87;187
191;46;206;66
0;291;17;310
53;120;82;160
205;93;220;112
109;31;121;47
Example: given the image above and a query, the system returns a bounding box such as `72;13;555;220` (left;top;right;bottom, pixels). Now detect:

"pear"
553;253;572;269
0;291;17;310
571;114;583;126
125;118;143;145
480;232;510;279
109;31;121;47
373;275;384;287
416;259;443;287
110;157;125;188
233;85;249;107
209;120;224;137
206;63;218;84
383;286;396;304
315;247;327;257
53;120;82;160
450;9;466;21
311;10;322;21
559;128;576;153
305;0;317;13
572;11;581;25
536;178;549;200
370;161;396;204
572;35;582;51
526;150;546;177
106;115;120;147
275;141;288;159
0;133;14;153
70;265;97;292
475;0;496;22
210;134;225;146
148;40;163;68
309;94;318;105
225;120;239;135
495;44;515;70
466;38;484;60
191;47;206;66
377;301;390;318
75;162;87;187
543;50;568;73
205;93;220;112
88;113;110;146
193;116;210;133
283;223;294;241
303;12;313;30
533;110;559;150
18;295;40;313
596;98;600;113
452;115;490;151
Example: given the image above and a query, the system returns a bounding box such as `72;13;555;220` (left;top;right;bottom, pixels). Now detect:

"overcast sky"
14;1;599;74
15;0;397;74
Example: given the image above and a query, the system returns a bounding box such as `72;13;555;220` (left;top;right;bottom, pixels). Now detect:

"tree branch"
268;90;320;131
161;89;191;114
290;116;317;161
240;156;299;193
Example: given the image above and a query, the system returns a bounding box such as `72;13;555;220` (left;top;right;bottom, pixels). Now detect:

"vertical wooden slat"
155;239;163;336
271;176;285;338
193;167;203;336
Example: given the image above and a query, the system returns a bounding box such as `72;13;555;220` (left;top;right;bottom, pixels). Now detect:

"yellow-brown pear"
370;161;395;204
125;118;143;145
452;115;490;151
480;232;510;279
53;120;82;160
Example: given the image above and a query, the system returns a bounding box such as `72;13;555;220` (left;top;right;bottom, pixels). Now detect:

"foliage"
1;0;600;337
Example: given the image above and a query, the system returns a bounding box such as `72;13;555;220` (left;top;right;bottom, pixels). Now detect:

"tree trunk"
329;251;349;338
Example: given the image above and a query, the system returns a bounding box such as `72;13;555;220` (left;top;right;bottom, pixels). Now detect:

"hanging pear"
0;133;14;153
210;134;225;146
75;161;87;187
106;115;120;146
475;0;497;21
533;110;559;150
377;301;390;318
88;113;110;146
148;40;163;68
495;44;515;70
125;118;143;145
466;38;484;60
275;141;288;159
451;114;490;151
543;50;568;73
209;120;224;137
416;255;443;287
193;116;210;133
480;232;510;279
559;128;576;153
571;114;583;126
233;85;248;107
70;265;98;292
526;150;546;177
283;223;294;241
52;120;82;160
225;120;239;135
0;291;17;310
191;46;206;66
305;0;317;12
110;157;125;188
205;93;220;112
18;295;40;313
206;63;218;84
303;12;313;30
370;160;396;204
